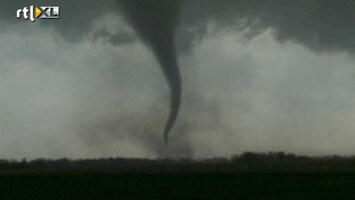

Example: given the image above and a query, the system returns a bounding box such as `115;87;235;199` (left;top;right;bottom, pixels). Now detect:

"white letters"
16;9;22;18
23;7;29;19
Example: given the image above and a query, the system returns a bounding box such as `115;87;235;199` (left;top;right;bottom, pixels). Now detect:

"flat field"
1;173;355;199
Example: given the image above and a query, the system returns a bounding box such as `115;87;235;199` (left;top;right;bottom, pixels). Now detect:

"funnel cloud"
118;0;182;143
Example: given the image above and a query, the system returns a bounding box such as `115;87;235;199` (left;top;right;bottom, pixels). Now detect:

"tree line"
1;152;355;173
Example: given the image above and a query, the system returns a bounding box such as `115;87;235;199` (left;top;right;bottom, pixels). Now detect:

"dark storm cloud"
178;0;355;54
2;0;354;52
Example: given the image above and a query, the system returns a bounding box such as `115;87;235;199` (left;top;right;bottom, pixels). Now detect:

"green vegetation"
1;152;355;199
1;173;355;199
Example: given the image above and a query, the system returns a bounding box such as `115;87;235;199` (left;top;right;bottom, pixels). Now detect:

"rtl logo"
16;6;60;22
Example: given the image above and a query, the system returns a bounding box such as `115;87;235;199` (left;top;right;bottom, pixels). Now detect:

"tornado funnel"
119;0;181;143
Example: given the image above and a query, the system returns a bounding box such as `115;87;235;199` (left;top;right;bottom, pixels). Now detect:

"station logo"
17;6;60;22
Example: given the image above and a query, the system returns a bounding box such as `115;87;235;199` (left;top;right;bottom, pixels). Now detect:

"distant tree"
231;154;240;162
240;152;259;162
21;158;27;163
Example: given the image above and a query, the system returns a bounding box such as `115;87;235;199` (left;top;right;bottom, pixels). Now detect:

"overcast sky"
1;0;355;159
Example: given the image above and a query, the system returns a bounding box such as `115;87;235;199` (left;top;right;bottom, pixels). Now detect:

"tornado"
118;0;181;143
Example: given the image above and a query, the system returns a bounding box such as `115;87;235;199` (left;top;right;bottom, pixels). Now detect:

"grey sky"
1;0;355;159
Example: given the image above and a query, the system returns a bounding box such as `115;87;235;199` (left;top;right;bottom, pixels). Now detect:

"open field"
1;153;355;199
1;173;355;199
